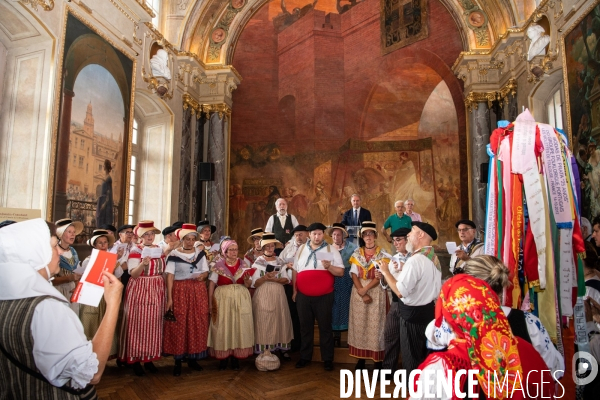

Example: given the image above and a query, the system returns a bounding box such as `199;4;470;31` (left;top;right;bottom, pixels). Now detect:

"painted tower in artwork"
84;101;94;136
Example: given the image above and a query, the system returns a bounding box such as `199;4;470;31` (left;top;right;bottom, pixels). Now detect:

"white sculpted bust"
527;24;550;61
150;49;171;80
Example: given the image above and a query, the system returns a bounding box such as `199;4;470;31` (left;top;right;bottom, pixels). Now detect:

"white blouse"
31;298;98;389
250;256;290;288
164;249;209;280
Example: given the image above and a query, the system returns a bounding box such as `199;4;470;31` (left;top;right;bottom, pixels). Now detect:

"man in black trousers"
293;223;344;371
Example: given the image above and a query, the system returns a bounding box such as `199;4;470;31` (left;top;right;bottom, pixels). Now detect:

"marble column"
469;101;491;231
192;114;206;223
178;108;192;222
207;112;227;236
53;88;75;221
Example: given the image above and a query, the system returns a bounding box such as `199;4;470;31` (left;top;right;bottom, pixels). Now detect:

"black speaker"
198;162;214;181
480;163;489;184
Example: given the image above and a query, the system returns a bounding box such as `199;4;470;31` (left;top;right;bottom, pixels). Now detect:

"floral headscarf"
435;274;523;399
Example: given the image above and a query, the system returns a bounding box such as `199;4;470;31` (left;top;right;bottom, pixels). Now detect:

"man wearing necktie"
341;194;372;235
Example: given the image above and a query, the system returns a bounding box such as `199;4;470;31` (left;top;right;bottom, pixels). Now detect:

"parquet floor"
96;356;394;400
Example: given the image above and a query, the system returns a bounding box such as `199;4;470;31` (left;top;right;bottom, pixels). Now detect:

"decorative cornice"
202;103;232;118
134;0;156;18
182;93;232;118
21;0;54;11
182;93;201;115
465;78;517;112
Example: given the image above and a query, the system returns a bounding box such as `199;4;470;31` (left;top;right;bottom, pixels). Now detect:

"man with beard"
293;223;344;371
379;222;441;374
265;198;299;246
449;219;483;274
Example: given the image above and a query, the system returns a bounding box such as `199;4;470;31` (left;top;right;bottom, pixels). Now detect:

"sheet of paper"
190;271;205;279
73;263;86;275
209;243;221;252
316;252;333;262
71;249;117;307
141;246;163;259
446;242;458;254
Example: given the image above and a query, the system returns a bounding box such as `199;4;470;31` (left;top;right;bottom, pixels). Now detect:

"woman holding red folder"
118;220;165;377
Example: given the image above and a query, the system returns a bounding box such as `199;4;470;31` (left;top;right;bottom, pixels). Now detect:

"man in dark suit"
341;194;372;228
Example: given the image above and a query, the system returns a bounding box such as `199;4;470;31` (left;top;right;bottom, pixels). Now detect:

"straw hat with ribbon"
87;233;115;248
247;227;265;244
55;218;84;239
175;223;199;240
359;221;377;236
134;220;160;237
325;222;348;238
260;232;283;249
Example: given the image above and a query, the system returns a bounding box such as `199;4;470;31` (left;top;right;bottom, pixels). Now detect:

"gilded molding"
182;93;232;119
145;22;178;53
465;78;517;112
134;0;156;18
21;0;54;11
202;103;232;119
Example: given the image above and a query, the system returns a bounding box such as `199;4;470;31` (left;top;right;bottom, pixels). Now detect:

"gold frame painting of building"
48;8;136;242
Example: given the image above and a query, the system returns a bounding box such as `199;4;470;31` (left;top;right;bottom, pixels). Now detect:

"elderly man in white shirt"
379;221;441;374
265;198;299;247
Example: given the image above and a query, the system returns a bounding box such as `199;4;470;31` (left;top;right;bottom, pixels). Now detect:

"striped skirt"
252;281;293;353
119;275;165;363
208;284;254;359
80;298;118;358
347;278;388;361
163;279;209;359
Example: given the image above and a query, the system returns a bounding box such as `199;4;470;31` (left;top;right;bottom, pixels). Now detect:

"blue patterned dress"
332;240;357;331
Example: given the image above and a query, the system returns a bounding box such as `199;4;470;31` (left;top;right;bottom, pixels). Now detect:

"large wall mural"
565;4;600;223
229;0;466;249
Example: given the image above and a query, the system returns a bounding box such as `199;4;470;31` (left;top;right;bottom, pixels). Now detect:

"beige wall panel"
1;51;45;209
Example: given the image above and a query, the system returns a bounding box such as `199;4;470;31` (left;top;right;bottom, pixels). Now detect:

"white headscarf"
0;218;67;301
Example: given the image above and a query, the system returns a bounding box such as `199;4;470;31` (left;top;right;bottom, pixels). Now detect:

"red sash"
296;270;334;296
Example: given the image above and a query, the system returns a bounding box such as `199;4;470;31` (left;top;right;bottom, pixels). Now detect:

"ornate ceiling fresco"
175;0;540;64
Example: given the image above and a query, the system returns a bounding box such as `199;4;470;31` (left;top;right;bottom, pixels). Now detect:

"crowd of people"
3;193;600;398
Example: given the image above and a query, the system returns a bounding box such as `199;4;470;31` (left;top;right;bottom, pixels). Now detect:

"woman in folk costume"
413;273;555;399
457;255;564;378
250;233;293;359
53;218;84;314
326;223;358;346
347;221;390;370
163;224;210;376
208;239;255;370
0;219;122;398
244;227;264;267
118;221;165;377
196;220;219;264
79;231;120;359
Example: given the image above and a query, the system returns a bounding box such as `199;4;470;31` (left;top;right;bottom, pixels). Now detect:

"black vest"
507;309;532;344
0;296;98;399
272;214;294;245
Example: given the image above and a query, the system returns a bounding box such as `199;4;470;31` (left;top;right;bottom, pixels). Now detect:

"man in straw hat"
293;223;344;371
379;221;441;375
